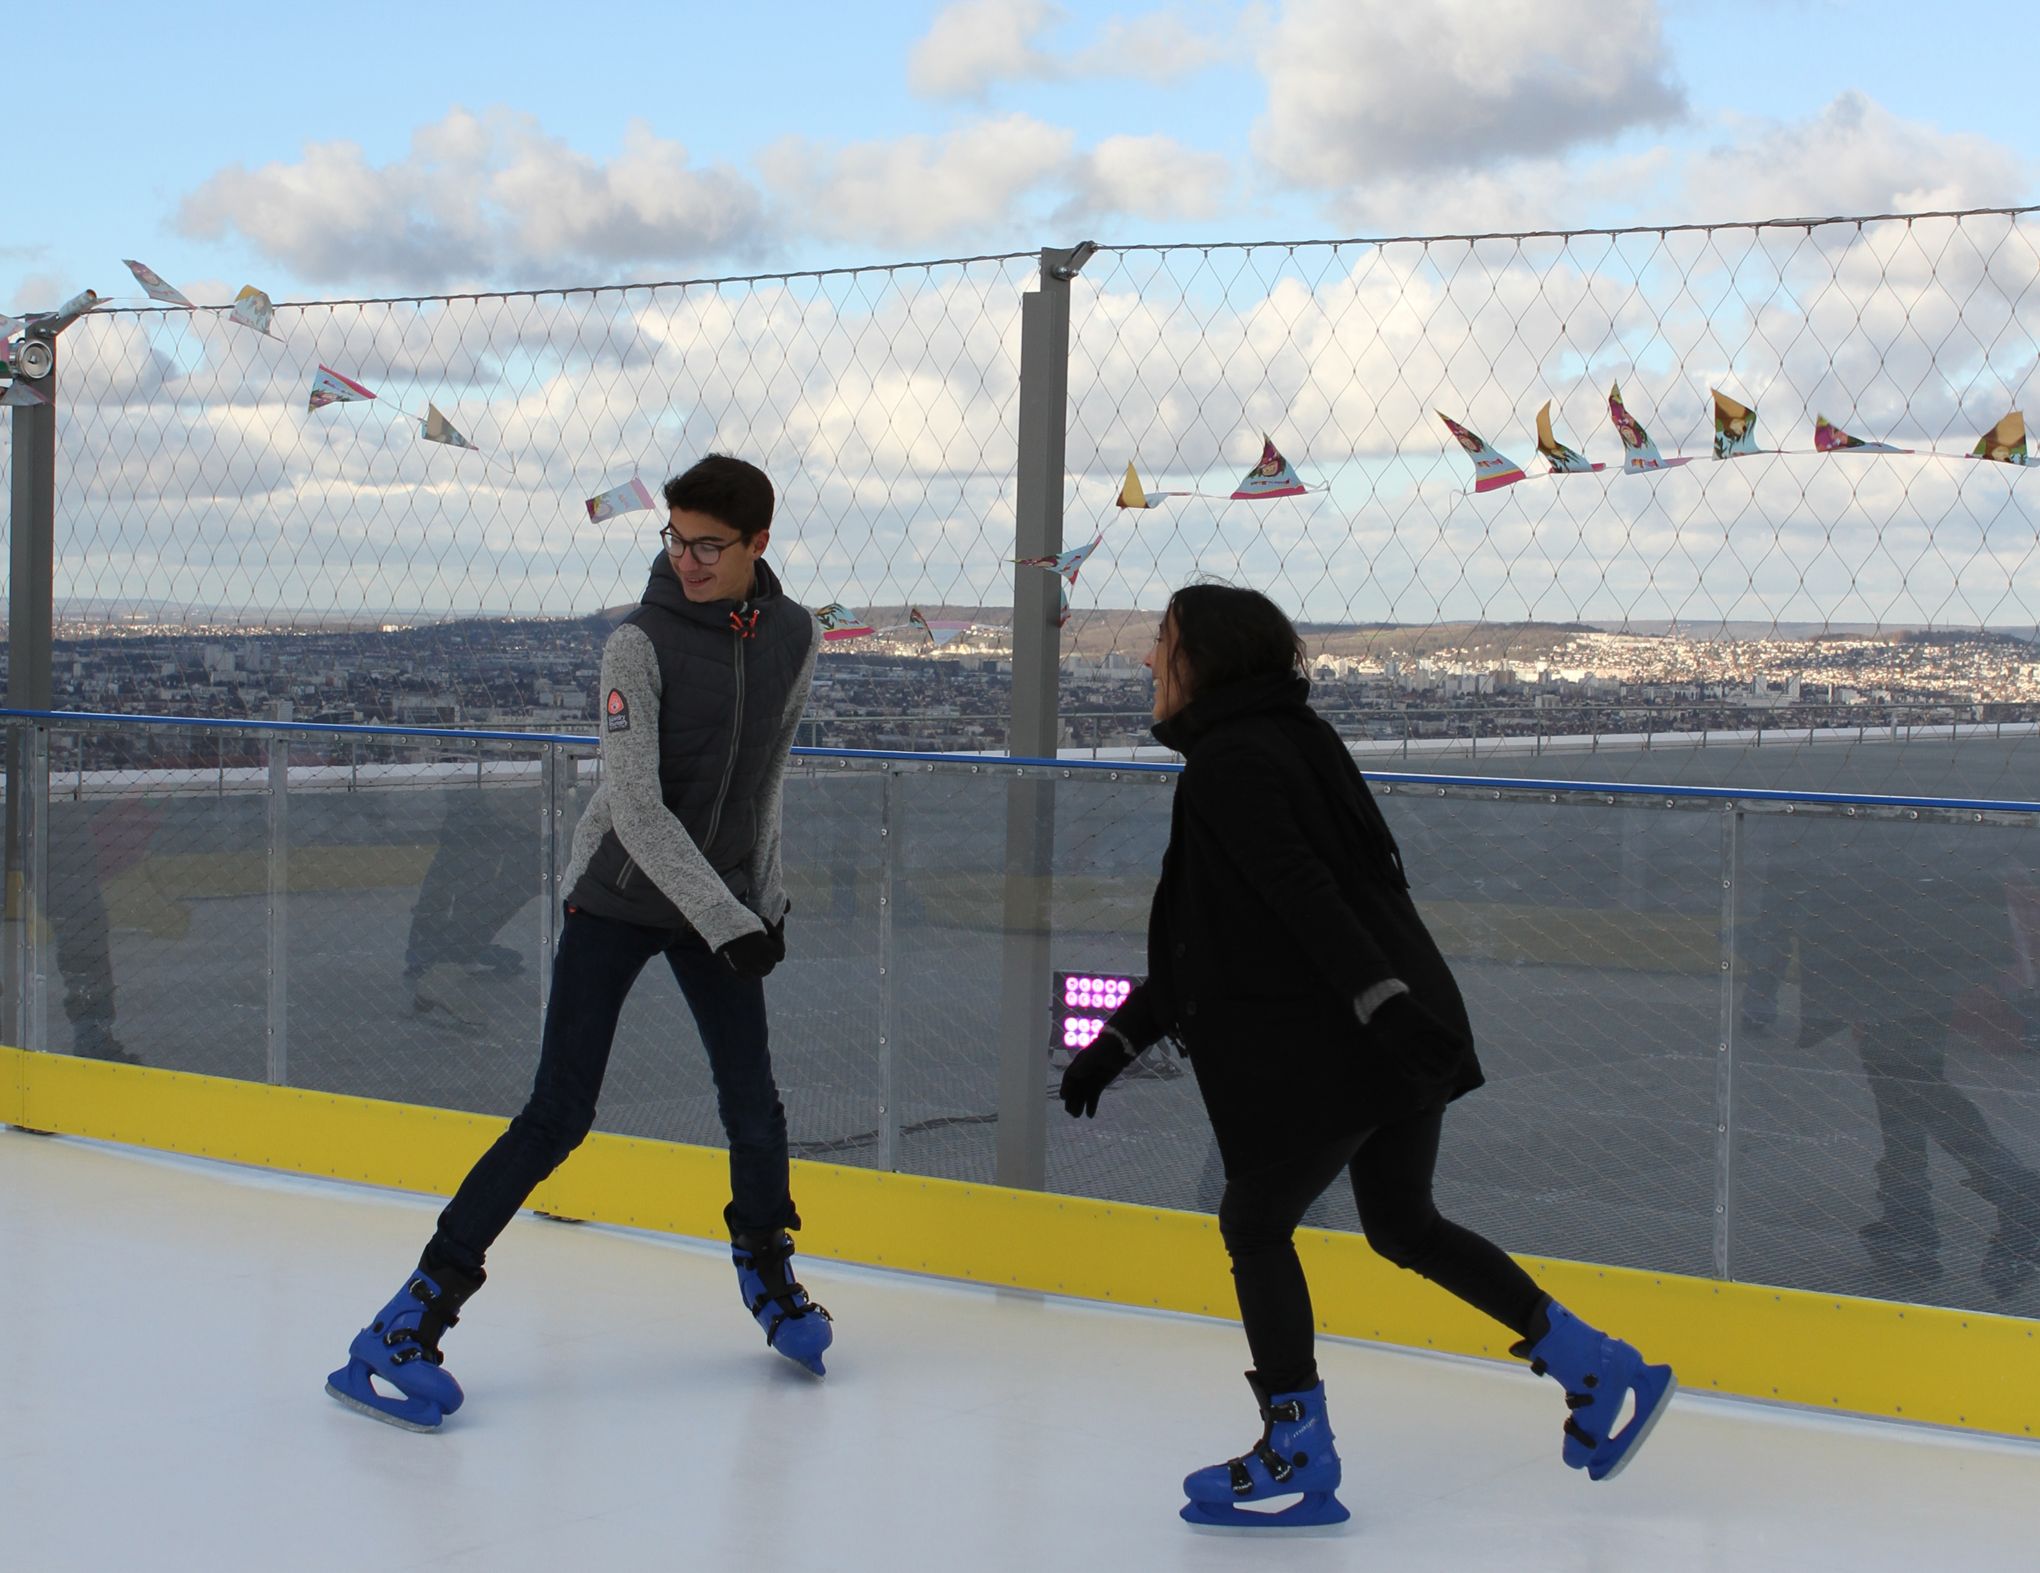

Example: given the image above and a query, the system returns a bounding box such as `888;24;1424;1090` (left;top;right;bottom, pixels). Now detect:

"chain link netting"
3;210;2038;783
14;717;2036;1318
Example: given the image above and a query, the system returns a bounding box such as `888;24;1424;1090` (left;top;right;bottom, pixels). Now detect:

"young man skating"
328;454;830;1430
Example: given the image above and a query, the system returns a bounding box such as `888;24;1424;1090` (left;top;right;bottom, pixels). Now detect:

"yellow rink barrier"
4;1045;2034;1440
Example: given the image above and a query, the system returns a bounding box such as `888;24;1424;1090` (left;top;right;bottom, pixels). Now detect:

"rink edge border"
5;1044;2035;1441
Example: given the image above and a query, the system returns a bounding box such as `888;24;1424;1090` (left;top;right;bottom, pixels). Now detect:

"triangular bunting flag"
420;403;476;450
1608;383;1693;474
585;476;656;522
228;285;278;338
1017;532;1104;627
307;365;378;413
1438;413;1527;492
1712;389;1763;459
1971;410;2029;466
1814;415;1909;454
1535;401;1603;473
814;603;875;641
1230;434;1310;500
909;608;970;647
1015;533;1102;585
122;260;195;310
1116;460;1192;508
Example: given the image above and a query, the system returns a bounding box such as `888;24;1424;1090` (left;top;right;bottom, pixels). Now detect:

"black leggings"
1218;1107;1544;1394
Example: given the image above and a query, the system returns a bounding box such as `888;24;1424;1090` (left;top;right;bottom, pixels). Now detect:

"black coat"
1110;674;1483;1175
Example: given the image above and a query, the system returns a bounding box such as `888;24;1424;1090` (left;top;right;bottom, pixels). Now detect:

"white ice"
2;1129;2034;1572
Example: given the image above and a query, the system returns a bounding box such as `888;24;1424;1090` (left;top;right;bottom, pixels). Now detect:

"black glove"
717;918;784;979
1060;1025;1136;1118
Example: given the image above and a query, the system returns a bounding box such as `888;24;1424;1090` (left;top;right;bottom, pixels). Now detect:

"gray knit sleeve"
600;623;764;950
746;613;820;924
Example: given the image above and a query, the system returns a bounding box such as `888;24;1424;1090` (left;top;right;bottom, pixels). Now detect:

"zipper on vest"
703;611;748;848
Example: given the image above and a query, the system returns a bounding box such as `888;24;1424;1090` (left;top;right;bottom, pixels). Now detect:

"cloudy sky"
5;2;2035;637
6;0;2029;305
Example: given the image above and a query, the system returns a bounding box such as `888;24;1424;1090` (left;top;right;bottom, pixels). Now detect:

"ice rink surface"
3;1129;2034;1573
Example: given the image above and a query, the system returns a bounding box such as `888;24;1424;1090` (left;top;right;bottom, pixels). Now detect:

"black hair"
662;454;775;540
1162;582;1306;698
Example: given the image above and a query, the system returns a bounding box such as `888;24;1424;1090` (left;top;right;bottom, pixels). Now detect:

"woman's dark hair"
1162;582;1306;698
663;453;775;539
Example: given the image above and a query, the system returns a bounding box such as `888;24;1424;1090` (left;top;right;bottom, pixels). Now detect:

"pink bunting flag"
122;260;195;310
1230;434;1310;499
307;365;378;413
1607;383;1693;474
814;603;876;641
909;609;972;647
584;476;657;522
1438;413;1528;492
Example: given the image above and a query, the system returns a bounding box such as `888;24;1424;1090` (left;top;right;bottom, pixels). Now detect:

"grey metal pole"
24;724;48;1056
265;703;292;1085
4;333;57;1053
539;743;561;1039
1713;803;1743;1281
993;244;1090;1192
878;769;899;1172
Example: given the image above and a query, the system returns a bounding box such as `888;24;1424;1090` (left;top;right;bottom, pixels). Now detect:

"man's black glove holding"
1060;1023;1136;1118
718;915;786;980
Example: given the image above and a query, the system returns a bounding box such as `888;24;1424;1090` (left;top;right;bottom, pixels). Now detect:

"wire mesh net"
2;210;2036;779
10;717;2040;1317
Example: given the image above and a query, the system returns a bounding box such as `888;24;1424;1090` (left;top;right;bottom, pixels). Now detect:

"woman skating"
1058;583;1674;1527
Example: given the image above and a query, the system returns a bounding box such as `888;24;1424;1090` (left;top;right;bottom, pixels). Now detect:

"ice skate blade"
1180;1493;1350;1532
324;1376;445;1434
1588;1367;1676;1482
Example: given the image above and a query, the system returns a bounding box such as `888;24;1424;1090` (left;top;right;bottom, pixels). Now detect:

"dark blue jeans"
429;906;797;1274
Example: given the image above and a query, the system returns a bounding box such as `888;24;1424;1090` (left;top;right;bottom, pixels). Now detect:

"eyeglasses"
660;526;738;564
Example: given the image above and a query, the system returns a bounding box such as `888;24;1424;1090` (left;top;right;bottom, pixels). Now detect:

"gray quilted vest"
569;552;810;931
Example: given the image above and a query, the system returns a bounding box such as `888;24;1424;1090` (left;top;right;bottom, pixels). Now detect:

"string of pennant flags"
1437;385;2037;494
5;262;2033;643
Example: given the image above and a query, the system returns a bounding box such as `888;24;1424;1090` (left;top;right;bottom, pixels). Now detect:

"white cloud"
1253;0;1684;186
758;115;1078;249
176;109;772;288
907;0;1230;98
1062;135;1235;223
1679;93;2029;223
909;0;1066;97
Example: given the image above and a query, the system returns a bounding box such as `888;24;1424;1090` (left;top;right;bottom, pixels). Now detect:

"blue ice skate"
1180;1375;1349;1529
732;1231;833;1376
1513;1301;1675;1481
325;1265;481;1432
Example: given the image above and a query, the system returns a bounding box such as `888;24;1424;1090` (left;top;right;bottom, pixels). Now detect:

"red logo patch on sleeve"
605;688;630;732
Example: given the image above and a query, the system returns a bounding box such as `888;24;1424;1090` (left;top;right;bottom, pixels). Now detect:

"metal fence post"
539;743;561;1038
878;769;899;1171
24;725;48;1056
994;242;1091;1192
265;712;290;1086
1714;803;1744;1281
5;333;56;1057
